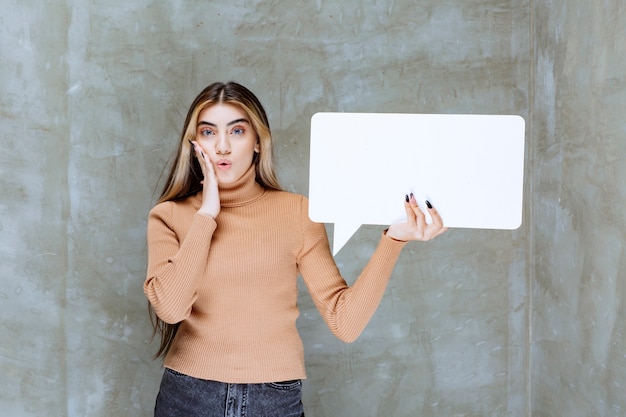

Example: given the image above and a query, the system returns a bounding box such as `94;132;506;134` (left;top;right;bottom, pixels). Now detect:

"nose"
215;132;230;155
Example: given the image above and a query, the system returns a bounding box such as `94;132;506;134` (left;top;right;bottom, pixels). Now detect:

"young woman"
144;81;447;417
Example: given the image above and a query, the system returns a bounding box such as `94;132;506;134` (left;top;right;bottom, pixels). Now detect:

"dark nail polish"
426;200;432;209
405;194;410;203
410;192;415;199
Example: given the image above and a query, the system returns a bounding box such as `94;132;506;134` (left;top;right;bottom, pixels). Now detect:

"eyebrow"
197;118;250;128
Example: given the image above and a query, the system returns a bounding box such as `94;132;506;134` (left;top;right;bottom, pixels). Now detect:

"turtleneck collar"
193;164;265;208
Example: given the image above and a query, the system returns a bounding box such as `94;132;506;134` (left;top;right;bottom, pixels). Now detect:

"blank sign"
308;112;526;255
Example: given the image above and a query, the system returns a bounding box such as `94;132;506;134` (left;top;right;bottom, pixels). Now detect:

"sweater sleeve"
144;202;217;324
297;196;407;342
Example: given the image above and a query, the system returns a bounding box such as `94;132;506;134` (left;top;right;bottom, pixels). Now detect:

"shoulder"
149;194;199;222
264;189;308;205
262;190;314;221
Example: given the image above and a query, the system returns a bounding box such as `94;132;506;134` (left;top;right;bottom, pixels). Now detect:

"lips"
216;159;232;170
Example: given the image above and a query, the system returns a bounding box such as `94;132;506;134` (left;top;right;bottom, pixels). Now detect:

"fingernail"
426;200;433;209
410;193;415;199
405;194;409;203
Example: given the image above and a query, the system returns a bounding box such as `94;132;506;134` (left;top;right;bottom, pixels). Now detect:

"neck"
215;164;265;207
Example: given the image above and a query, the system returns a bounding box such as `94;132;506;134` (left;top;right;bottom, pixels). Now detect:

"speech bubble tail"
332;222;361;256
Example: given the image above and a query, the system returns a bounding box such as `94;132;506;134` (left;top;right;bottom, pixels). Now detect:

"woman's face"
195;103;259;185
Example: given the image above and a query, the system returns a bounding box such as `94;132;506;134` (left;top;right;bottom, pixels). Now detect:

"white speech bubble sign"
308;112;525;255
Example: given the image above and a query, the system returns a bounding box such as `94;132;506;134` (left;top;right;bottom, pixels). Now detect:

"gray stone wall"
1;1;623;416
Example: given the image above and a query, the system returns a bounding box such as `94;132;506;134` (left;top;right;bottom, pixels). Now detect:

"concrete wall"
0;1;621;416
530;1;626;416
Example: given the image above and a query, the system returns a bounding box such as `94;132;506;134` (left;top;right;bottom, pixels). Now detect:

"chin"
217;174;237;185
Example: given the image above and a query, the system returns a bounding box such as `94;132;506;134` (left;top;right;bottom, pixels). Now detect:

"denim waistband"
154;368;305;417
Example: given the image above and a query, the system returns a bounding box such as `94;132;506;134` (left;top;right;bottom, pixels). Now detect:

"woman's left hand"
386;193;448;242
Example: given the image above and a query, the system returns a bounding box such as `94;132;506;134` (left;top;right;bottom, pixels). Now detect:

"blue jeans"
154;368;305;417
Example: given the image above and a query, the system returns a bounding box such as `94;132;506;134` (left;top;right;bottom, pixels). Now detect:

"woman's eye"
200;129;214;136
232;127;244;135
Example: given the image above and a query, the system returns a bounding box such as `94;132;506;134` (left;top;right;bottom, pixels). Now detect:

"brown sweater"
144;166;407;383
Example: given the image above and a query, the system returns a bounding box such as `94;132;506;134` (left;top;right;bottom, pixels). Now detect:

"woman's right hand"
191;140;221;219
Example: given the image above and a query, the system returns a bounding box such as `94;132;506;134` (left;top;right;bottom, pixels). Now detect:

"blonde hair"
158;81;281;203
151;82;282;359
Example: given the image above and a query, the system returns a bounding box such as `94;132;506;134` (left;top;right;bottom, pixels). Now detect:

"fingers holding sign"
386;193;448;242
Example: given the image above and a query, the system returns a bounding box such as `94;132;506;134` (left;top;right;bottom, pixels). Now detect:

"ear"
254;139;260;153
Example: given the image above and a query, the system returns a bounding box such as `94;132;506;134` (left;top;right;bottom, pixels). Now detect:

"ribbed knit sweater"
144;165;407;383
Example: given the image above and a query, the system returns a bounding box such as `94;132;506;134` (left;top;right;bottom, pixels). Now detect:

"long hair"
150;81;282;359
